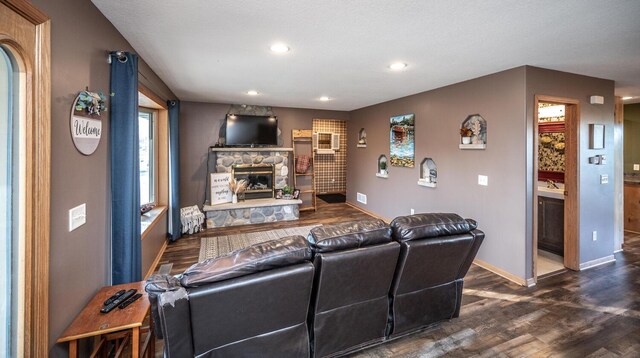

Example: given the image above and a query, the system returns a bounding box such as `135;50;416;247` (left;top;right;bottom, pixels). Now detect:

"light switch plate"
69;203;86;232
600;174;609;184
478;175;488;186
634;164;640;171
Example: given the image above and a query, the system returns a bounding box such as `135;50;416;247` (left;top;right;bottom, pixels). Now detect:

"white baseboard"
579;255;615;270
473;259;532;287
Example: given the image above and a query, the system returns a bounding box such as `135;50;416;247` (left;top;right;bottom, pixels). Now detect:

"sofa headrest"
390;213;478;242
180;235;312;288
308;219;392;253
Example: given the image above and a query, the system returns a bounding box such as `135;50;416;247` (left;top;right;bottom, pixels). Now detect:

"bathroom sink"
538;186;565;200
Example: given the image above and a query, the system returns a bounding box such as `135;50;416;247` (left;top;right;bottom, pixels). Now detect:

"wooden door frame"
533;95;580;280
0;1;51;356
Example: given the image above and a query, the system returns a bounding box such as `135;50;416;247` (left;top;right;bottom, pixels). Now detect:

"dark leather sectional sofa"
146;213;485;357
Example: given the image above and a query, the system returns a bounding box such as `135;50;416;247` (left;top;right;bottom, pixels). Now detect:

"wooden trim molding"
613;97;624;251
0;2;51;356
0;0;49;24
578;255;615;270
139;83;167;109
533;95;580;278
473;259;531;287
141;206;167;241
144;239;169;280
345;201;392;224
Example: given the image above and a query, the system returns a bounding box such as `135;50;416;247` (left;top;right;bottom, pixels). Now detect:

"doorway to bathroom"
533;95;580;280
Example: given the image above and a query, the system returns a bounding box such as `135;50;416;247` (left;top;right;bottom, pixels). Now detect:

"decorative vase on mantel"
232;194;238;204
462;136;471;145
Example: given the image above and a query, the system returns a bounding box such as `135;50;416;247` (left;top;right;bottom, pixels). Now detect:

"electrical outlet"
600;174;609;184
634;164;640;171
69;203;86;232
478;175;488;186
357;192;367;204
411;208;415;215
592;231;597;241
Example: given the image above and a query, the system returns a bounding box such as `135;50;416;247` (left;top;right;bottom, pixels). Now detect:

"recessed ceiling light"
247;90;259;96
389;62;407;70
622;96;633;100
319;96;331;101
270;43;290;53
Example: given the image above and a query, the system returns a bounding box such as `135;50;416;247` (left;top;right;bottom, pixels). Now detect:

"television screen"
225;115;278;146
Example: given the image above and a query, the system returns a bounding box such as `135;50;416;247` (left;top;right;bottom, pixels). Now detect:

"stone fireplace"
232;164;275;200
203;148;300;228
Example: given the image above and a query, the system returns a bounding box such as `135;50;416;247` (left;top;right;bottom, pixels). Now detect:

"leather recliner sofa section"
147;213;484;358
388;213;485;338
306;220;400;358
147;235;315;358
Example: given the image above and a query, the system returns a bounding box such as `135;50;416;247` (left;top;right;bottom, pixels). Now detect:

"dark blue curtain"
110;52;141;284
168;100;181;241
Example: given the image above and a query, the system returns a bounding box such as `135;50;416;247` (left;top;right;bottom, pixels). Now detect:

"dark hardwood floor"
153;201;640;357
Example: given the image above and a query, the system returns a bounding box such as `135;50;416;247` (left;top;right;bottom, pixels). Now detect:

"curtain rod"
107;50;128;64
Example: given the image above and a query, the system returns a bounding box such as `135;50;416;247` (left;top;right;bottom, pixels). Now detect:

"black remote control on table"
118;293;142;309
100;289;136;314
103;290;126;306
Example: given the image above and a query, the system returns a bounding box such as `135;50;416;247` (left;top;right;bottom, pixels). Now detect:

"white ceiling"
92;0;640;111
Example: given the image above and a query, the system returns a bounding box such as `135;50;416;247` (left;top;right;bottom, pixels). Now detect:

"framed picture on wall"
389;114;415;167
589;124;605;149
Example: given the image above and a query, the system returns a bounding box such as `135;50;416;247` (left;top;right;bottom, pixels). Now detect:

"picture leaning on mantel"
390;114;415;167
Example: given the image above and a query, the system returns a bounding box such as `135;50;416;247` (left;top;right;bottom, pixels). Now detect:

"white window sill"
141;205;167;240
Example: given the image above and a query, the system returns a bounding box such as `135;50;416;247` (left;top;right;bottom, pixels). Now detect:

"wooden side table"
57;281;154;358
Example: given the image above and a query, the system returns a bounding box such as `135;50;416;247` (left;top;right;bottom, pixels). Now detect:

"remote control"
118;293;142;309
100;289;136;314
103;290;126;306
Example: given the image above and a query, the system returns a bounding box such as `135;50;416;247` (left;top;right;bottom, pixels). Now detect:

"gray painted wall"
179;101;350;208
525;66;615;270
30;0;175;355
348;65;616;282
347;67;529;279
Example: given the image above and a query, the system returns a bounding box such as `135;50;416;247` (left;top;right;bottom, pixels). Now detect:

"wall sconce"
589;95;604;105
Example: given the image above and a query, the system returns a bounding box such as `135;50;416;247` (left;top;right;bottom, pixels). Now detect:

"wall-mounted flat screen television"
225;114;278;147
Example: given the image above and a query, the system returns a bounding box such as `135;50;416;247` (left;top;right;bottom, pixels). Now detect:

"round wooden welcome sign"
70;91;105;155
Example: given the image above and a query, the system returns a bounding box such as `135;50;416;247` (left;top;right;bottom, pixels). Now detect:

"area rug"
317;193;346;203
198;225;321;262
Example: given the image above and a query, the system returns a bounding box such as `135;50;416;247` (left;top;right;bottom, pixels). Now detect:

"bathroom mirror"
538;103;565;183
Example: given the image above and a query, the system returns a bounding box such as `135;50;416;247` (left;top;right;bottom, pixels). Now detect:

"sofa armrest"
145;275;194;357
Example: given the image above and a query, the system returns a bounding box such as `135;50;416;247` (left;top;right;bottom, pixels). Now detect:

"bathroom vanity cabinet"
538;196;564;256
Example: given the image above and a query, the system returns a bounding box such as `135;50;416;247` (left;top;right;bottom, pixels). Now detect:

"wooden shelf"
459;144;486;150
292;129;317;212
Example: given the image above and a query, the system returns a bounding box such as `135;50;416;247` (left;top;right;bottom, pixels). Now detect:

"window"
139;108;157;205
1;45;20;358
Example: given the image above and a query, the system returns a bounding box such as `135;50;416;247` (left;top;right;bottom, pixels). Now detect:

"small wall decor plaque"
70;91;107;155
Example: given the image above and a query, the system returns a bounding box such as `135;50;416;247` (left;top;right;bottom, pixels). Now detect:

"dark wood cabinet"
538;196;564;256
624;183;640;232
